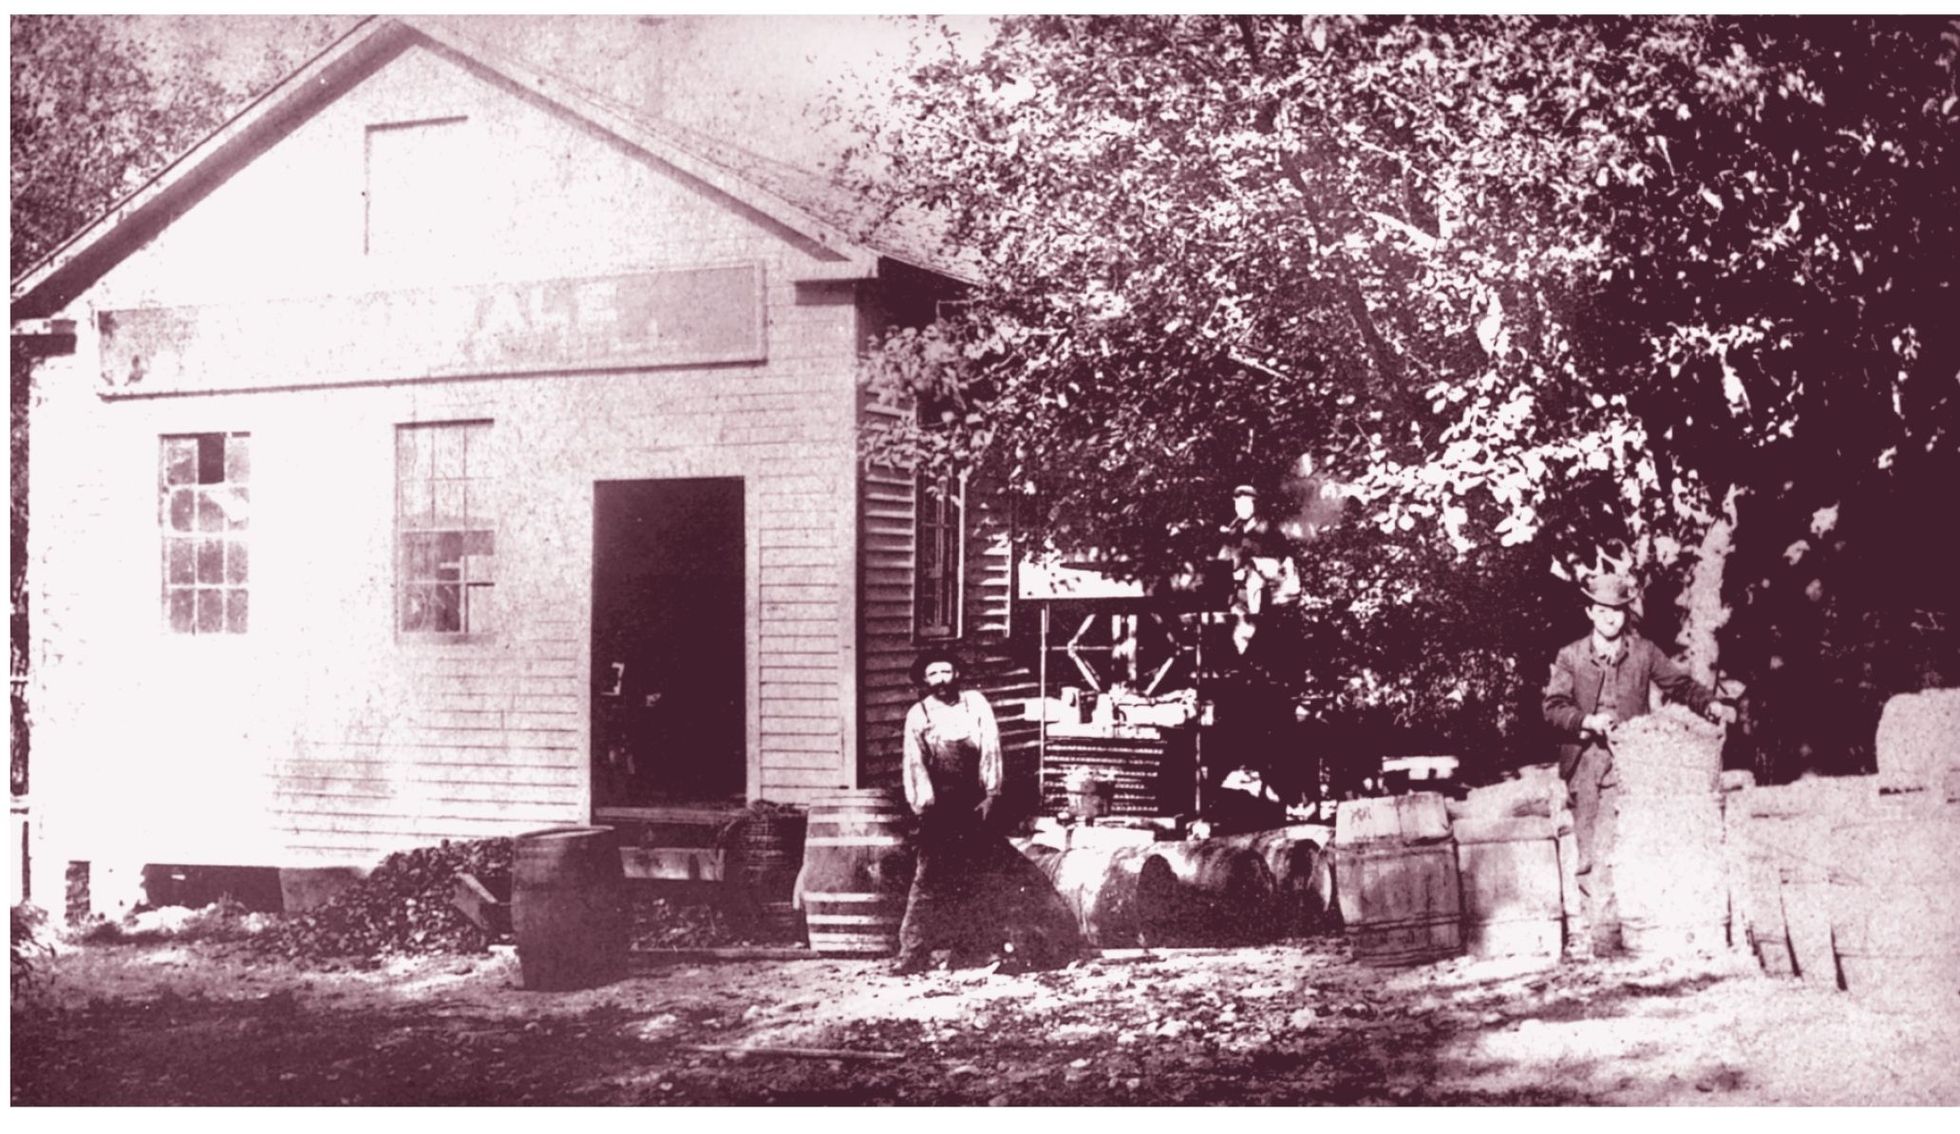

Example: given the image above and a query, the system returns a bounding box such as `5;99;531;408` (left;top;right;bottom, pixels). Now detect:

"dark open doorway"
591;477;745;806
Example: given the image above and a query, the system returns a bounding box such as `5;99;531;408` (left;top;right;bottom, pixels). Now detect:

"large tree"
844;15;1960;776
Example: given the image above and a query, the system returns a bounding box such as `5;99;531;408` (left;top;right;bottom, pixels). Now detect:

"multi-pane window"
915;475;964;640
159;433;250;634
396;421;495;636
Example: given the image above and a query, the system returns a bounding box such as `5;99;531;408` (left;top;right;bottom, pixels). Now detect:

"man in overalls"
890;650;1086;975
1542;573;1736;956
891;650;1005;973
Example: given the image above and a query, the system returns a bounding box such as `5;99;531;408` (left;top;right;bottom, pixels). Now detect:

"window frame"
914;472;966;642
394;419;496;642
158;431;251;636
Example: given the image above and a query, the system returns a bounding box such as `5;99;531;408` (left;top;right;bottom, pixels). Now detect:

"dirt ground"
12;926;1960;1107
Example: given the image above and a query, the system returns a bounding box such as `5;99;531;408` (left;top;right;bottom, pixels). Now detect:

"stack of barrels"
1016;825;1290;948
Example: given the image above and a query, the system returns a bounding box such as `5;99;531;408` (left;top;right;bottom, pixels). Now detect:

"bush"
11;903;55;998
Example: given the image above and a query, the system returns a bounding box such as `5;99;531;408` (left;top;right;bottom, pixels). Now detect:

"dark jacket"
1542;632;1719;780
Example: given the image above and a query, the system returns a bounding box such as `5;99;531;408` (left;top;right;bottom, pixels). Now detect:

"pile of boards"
1729;687;1960;1007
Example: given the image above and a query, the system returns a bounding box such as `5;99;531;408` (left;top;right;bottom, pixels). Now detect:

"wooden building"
9;16;1031;906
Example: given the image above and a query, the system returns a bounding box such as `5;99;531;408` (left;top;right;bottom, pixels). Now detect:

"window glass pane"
402;531;437;580
224;435;250;484
161;434;251;636
431;426;465;478
916;476;961;639
464;582;494;634
167;540;195;584
162;438;198;486
433;480;466;527
436;531;464;582
397;426;429;481
196;538;225;584
195;588;225;633
168;489;196;532
168;589;196;632
401;584;435;632
197;434;226;485
464;481;491;525
197;490;226;532
461;529;495;557
431;583;462;632
217;486;249;530
462;422;490;474
398;479;432;528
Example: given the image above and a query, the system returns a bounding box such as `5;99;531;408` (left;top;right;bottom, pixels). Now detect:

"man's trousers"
1564;745;1624;954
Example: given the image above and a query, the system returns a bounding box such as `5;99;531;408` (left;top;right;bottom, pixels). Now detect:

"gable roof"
11;14;970;322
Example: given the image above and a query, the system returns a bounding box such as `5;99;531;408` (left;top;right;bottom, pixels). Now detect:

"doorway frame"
585;471;760;821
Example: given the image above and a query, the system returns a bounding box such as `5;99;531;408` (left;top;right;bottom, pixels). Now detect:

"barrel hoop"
802;891;898;903
805;835;907;847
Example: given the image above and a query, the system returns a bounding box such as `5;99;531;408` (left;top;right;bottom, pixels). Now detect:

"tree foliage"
842;15;1960;772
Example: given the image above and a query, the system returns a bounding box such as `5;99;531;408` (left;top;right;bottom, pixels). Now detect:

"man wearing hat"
1542;572;1737;957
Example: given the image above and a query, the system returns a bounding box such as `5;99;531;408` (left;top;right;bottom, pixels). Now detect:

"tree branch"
1236;16;1424;431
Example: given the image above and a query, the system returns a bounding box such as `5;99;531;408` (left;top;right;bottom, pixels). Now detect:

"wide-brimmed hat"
1581;573;1640;609
909;648;962;686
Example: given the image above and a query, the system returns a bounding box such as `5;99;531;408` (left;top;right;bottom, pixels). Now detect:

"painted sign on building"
96;262;766;394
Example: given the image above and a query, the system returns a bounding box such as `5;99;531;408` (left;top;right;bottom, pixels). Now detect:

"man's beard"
928;684;960;703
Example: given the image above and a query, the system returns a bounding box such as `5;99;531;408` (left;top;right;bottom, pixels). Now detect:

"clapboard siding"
855;442;1035;800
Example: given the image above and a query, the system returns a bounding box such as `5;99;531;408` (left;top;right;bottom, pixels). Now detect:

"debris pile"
627;893;745;951
261;838;514;962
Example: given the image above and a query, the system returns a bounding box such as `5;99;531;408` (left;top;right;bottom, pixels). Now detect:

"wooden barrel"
1332;839;1462;965
1335;792;1451;846
1453;814;1564;961
1208;824;1331;936
800;790;914;957
1830;807;1960;1008
728;808;807;942
1612;793;1729;957
1333;794;1461;966
1019;841;1160;947
510;825;626;991
1144;842;1278;946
